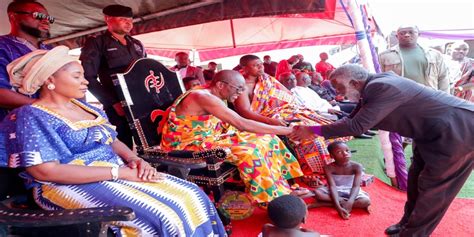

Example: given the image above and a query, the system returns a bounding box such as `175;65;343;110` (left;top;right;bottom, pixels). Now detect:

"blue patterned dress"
1;99;226;237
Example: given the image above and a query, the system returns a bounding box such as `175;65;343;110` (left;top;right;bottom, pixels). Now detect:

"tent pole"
230;19;237;48
342;0;374;72
343;0;406;190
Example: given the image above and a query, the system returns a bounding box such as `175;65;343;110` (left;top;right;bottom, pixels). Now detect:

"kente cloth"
249;74;350;174
160;91;303;203
455;82;474;102
1;99;225;237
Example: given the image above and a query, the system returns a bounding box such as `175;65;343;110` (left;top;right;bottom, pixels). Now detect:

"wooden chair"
0;167;134;237
113;58;238;202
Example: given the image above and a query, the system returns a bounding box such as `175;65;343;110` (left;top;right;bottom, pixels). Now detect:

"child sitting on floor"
261;195;320;237
309;141;371;219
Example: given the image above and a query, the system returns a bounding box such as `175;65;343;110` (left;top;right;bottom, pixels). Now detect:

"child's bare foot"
300;175;324;188
307;200;333;209
290;187;314;199
365;205;372;214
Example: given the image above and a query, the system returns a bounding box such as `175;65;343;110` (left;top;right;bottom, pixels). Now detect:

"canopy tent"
1;0;375;61
368;0;474;39
133;0;369;61
1;0;472;60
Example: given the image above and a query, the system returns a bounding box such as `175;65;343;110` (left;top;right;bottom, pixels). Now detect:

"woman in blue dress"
2;46;226;236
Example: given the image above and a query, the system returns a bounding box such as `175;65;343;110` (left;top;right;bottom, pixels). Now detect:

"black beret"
102;4;133;18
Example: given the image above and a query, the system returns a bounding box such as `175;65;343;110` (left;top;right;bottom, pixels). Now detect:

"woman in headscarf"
1;46;226;237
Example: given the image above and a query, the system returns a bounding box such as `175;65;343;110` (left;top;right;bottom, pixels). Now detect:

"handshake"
277;118;323;140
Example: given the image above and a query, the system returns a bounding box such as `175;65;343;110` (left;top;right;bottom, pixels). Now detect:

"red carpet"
231;179;474;236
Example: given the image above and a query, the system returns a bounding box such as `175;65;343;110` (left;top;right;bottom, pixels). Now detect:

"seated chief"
160;70;305;204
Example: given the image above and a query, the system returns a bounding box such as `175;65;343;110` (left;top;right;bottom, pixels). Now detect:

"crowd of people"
0;1;472;236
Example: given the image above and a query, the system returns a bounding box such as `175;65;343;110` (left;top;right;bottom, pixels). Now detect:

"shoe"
355;134;372;139
385;223;403;235
364;130;377;136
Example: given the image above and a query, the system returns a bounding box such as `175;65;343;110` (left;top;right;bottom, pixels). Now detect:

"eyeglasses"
221;81;245;93
15;11;55;24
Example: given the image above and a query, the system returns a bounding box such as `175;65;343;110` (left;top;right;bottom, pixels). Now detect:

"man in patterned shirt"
0;0;52;121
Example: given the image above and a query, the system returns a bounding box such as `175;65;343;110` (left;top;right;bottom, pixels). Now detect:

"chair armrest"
142;150;207;169
192;148;230;163
0;204;135;228
142;148;231;169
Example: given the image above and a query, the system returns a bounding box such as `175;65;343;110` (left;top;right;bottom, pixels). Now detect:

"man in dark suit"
290;64;474;237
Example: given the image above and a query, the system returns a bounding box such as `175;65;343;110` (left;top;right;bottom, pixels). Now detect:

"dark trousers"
104;106;134;149
398;117;474;236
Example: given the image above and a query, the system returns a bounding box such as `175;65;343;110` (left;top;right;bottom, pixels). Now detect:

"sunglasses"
15;11;55;24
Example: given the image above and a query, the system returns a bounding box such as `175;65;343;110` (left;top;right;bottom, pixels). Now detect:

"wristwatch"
110;166;119;181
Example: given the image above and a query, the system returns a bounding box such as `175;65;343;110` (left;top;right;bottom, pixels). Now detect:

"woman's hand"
126;157;164;181
119;166;167;182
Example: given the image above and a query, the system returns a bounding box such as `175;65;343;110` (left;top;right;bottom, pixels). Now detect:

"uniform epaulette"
379;49;396;55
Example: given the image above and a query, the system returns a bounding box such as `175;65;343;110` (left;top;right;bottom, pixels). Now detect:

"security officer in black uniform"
80;4;146;149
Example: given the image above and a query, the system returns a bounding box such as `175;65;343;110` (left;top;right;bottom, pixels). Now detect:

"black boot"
364;130;377;136
355;133;372;139
385;223;403;235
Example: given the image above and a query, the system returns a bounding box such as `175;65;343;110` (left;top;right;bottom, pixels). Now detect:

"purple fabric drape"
358;4;408;190
389;132;408;191
420;31;474;40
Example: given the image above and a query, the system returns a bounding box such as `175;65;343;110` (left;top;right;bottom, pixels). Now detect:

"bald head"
212;70;246;102
212;70;245;86
450;41;470;61
451;41;469;49
279;72;296;90
295;72;311;87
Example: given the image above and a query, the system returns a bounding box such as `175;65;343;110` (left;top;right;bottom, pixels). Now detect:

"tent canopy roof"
34;0;370;60
1;0;390;60
43;0;328;47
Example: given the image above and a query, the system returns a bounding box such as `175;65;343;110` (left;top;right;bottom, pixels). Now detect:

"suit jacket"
170;65;205;84
322;72;474;145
